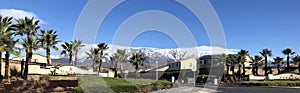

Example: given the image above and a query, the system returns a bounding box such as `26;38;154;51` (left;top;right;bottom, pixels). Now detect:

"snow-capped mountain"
52;44;238;66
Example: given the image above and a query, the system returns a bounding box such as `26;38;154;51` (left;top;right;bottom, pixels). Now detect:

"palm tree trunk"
252;66;255;75
255;66;259;76
136;64;139;78
120;63;124;78
0;52;2;76
264;56;268;77
231;65;235;75
75;49;78;66
226;64;229;75
69;52;73;65
24;52;32;80
114;62;118;78
20;59;24;77
277;64;280;74
242;64;246;76
98;62;102;74
286;55;290;72
238;64;241;80
46;47;51;64
4;52;10;79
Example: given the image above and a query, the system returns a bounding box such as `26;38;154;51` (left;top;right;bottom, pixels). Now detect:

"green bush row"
241;81;300;86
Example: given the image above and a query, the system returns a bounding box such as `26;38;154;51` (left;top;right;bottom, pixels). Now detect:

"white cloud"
0;9;45;24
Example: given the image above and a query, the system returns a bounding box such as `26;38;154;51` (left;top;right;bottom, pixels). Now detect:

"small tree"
130;53;145;78
260;48;272;77
273;57;284;74
250;55;263;76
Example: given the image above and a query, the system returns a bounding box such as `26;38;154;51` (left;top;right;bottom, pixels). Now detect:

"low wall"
269;73;300;80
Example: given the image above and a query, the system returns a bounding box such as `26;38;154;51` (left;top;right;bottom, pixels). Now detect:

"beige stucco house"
13;53;50;64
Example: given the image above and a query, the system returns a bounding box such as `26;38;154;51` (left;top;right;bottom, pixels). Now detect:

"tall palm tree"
238;49;249;76
260;48;272;77
61;42;74;65
110;49;128;77
86;48;100;71
0;16;14;77
72;40;85;66
130;53;145;78
13;17;40;79
273;57;284;74
97;42;109;72
282;48;295;72
38;29;60;64
251;55;263;76
292;55;300;73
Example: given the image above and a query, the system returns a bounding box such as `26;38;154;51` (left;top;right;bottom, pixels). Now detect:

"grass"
76;76;177;92
241;81;300;86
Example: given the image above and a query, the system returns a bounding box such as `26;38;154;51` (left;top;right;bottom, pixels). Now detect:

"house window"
199;60;206;65
169;64;173;68
176;63;180;67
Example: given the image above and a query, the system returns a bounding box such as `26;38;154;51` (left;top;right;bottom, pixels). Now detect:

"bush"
241;81;300;86
110;84;141;93
151;82;163;91
74;86;84;93
155;80;175;89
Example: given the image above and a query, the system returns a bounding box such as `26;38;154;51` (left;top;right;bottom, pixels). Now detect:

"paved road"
216;86;300;93
152;86;300;93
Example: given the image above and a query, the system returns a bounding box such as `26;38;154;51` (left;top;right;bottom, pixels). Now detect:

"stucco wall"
12;54;49;64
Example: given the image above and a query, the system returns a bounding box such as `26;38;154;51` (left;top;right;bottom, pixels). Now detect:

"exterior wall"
180;58;197;70
2;61;113;78
12;54;49;64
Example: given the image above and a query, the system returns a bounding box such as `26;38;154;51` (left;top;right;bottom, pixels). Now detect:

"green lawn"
76;76;177;93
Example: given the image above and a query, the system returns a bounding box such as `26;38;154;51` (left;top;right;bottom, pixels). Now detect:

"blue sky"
0;0;300;57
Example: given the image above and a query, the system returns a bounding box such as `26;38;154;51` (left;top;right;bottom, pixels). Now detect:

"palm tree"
13;17;40;79
4;38;19;79
282;48;295;72
97;42;109;73
0;16;14;77
61;42;74;65
110;49;128;77
38;29;60;64
130;53;145;78
260;48;272;77
72;40;85;66
86;48;100;71
225;54;233;75
238;49;249;76
273;57;284;74
292;55;300;73
251;55;263;76
229;55;238;75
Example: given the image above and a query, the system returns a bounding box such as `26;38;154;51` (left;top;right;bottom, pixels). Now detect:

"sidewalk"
150;86;217;93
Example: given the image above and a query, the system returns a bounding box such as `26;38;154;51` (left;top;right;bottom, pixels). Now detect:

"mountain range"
51;44;238;66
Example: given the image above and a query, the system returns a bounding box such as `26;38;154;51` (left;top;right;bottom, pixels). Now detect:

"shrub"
74;86;84;93
110;84;141;93
155;80;175;89
151;82;163;91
